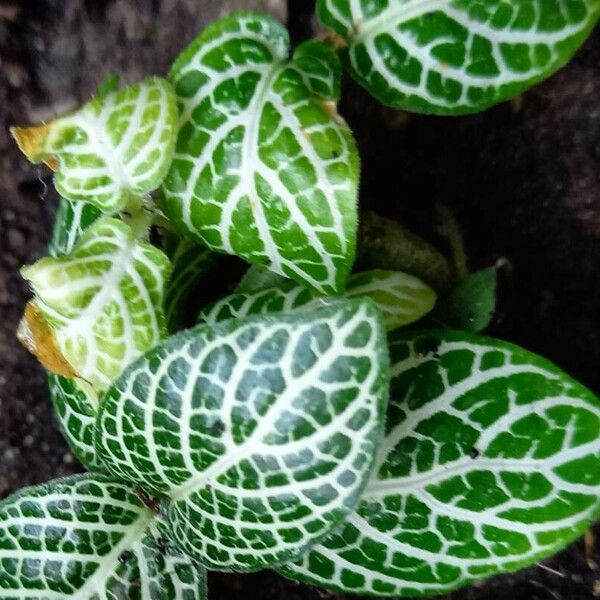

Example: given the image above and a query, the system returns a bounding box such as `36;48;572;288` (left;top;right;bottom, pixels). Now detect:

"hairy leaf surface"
96;299;389;571
162;12;360;294
317;0;600;114
280;330;600;596
434;267;498;332
0;474;206;598
198;269;436;331
22;217;171;392
12;77;177;212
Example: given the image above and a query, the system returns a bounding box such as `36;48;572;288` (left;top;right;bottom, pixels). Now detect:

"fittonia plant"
4;5;599;598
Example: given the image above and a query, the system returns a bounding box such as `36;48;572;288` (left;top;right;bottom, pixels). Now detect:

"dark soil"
0;1;598;599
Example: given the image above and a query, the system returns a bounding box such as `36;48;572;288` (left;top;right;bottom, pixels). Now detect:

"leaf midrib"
351;0;445;44
236;61;285;268
72;506;154;599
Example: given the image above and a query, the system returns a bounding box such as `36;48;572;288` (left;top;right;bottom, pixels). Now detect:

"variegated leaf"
236;265;290;294
45;200;104;472
49;197;102;257
95;299;389;571
164;238;216;332
48;374;102;471
0;474;206;598
12;77;178;212
21;217;171;393
161;12;360;295
317;0;600;114
198;269;436;331
280;330;600;596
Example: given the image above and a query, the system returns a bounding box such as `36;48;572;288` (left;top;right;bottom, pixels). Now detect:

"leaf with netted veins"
49;197;102;257
47;374;103;471
21;217;171;393
317;0;600;114
0;474;207;598
11;77;178;213
163;237;217;332
161;12;360;295
236;265;290;294
280;329;600;596
95;299;389;571
198;269;436;331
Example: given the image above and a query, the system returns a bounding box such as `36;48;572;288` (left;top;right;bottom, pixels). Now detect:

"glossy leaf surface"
280;330;600;596
317;0;600;114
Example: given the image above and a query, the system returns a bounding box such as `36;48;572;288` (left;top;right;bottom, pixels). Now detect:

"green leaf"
358;211;455;292
95;299;389;571
164;238;216;332
236;265;290;294
199;269;436;331
12;77;178;212
22;217;171;392
161;12;360;295
48;374;102;471
280;329;600;596
0;474;206;598
434;267;498;332
96;73;121;97
317;0;600;114
49;198;102;257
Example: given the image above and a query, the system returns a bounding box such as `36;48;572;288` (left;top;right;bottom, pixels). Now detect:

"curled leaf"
17;301;76;379
11;77;178;213
21;217;171;392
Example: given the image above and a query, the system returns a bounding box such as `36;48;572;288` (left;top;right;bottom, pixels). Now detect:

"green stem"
357;210;456;292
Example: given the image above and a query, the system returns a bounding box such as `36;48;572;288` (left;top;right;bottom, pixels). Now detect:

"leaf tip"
17;301;76;378
10;123;58;170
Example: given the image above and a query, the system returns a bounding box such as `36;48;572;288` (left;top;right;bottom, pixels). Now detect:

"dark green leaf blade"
163;238;216;332
0;474;206;598
49;197;102;258
317;0;600;114
95;299;389;571
47;374;102;471
434;267;498;332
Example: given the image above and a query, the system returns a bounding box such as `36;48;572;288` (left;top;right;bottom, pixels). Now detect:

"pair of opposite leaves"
11;203;600;599
4;300;600;597
5;5;600;593
14;4;600;295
